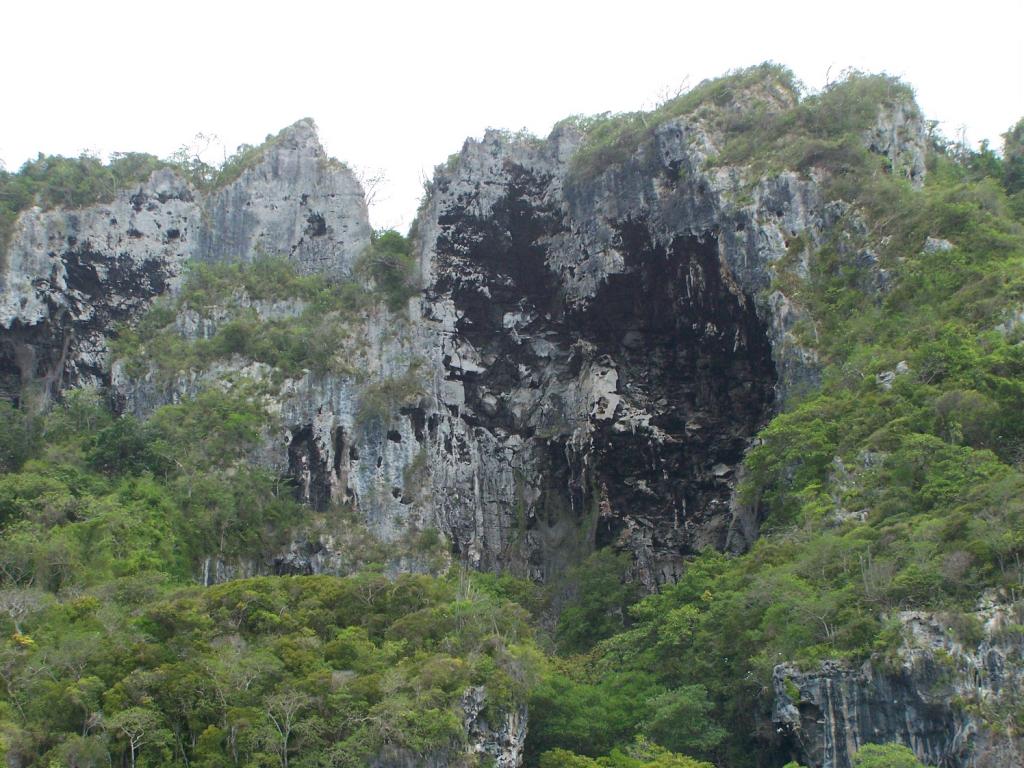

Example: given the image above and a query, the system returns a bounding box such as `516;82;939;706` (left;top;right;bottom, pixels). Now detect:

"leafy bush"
0;571;537;767
539;737;714;768
113;245;420;385
354;229;419;311
851;743;926;768
555;549;641;653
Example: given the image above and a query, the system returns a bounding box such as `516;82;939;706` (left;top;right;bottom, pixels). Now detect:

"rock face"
412;112;836;585
196;119;371;279
0;119;370;404
2;95;911;590
0;168;196;401
772;598;1024;768
864;99;928;187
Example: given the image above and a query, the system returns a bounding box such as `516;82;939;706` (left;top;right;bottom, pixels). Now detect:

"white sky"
3;0;1022;232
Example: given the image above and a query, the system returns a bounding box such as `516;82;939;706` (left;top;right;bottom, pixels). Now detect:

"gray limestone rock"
0;120;370;403
1;88;924;591
864;98;929;187
772;598;1024;768
196;118;371;279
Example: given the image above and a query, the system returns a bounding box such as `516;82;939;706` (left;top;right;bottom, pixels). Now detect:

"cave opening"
434;168;777;580
580;221;776;561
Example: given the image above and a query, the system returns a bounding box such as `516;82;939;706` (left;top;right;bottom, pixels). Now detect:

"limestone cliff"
0;81;941;768
1;95;926;590
0;118;370;403
773;597;1024;768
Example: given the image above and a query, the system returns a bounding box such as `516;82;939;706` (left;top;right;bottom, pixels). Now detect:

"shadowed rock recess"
420;128;781;586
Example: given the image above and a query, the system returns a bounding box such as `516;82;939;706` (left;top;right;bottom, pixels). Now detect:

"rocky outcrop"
3;89;911;588
196;119;371;279
0;169;196;401
865;98;928;187
371;687;526;768
772;597;1024;768
0;119;370;404
410;101;853;584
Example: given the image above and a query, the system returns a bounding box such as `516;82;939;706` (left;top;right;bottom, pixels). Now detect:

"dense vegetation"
0;392;532;767
2;66;1023;767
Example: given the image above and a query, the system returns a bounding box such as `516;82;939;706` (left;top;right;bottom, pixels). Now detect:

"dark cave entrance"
579;222;776;561
434;164;777;580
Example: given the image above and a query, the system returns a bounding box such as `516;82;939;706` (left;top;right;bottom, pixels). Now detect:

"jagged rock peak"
0;118;372;400
196;118;371;277
275;116;322;149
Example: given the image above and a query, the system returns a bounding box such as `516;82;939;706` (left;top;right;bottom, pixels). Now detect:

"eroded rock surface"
773;598;1024;768
0;119;370;403
0;169;196;400
412;111;835;585
3;96;908;589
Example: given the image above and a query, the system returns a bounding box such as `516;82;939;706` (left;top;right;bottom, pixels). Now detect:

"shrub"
354;229;418;311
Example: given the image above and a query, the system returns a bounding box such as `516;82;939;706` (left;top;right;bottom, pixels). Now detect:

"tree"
0;587;49;634
265;690;313;768
106;707;171;768
0;404;37;474
643;685;726;756
556;549;641;653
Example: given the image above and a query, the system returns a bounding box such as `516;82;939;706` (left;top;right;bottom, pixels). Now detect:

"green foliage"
642;685;726;757
565;63;799;184
354;229;419;311
0;392;531;768
851;743;927;768
113;244;420;386
555;549;642;654
111;255;378;383
0;572;536;767
0;403;39;474
539;737;714;768
526;669;663;762
0;388;301;586
710;70;917;181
